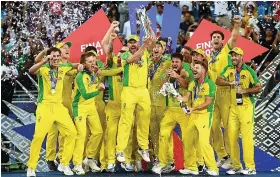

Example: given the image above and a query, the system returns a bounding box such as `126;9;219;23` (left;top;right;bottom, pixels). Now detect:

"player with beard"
189;48;208;172
27;48;77;177
216;48;261;175
177;59;218;176
208;16;241;169
101;22;138;172
71;52;105;175
34;42;81;171
148;40;173;165
115;31;156;163
152;53;189;174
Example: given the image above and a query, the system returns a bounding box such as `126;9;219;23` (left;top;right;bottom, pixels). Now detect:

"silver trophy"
136;8;151;38
159;82;191;114
159;82;180;97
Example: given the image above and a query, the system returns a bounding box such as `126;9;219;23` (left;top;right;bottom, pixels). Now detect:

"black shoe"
198;164;206;173
47;161;57;171
54;156;60;165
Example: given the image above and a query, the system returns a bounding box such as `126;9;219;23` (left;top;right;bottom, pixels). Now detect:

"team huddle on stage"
26;15;261;177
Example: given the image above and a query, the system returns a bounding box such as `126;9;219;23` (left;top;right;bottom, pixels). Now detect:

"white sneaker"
116;152;126;162
135;160;143;172
226;168;243;175
27;168;36;177
207;170;219;176
137;149;150;162
57;163;63;172
106;164;116;173
152;163;164;174
82;158;90;173
73;164;85;175
242;168;257;175
61;165;74;176
86;158;101;172
217;157;232;169
121;163;134;172
179;168;199;175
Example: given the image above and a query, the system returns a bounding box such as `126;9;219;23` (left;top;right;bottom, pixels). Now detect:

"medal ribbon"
194;79;204;101
149;58;162;80
209;48;221;64
84;69;97;83
50;69;58;91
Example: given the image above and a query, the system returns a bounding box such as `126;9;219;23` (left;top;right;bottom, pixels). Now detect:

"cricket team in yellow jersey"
26;16;261;177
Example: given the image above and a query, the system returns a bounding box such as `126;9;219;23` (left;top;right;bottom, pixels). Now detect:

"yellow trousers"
150;105;173;161
46;101;72;161
28;103;76;169
72;104;103;165
228;104;255;170
211;88;231;159
104;101;133;164
158;107;187;166
116;87;151;152
184;112;218;173
95;101;106;168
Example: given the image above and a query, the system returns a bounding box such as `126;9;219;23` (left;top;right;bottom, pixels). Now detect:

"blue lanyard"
84;69;97;83
193;80;204;100
209;49;221;64
50;69;58;90
149;58;162;80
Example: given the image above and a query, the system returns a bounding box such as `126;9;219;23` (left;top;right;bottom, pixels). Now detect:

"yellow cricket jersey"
187;76;216;114
63;69;77;105
220;64;260;106
72;71;100;117
37;63;73;104
105;55;123;103
161;70;190;108
93;58;123;102
148;57;171;106
121;50;151;88
208;43;232;85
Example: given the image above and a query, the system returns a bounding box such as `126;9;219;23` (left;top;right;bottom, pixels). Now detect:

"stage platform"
1;171;280;177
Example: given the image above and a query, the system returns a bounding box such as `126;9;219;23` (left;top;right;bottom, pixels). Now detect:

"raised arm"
106;33;118;66
35;48;49;63
29;56;49;74
228;16;242;49
126;37;153;64
101;21;119;55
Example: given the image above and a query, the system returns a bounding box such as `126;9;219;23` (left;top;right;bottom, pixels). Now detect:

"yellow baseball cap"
56;41;72;49
127;35;139;42
87;50;98;57
190;48;206;57
229;47;244;56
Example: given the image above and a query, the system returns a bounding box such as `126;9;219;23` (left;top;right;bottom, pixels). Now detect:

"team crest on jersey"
123;103;126;109
230;72;234;77
241;75;246;79
201;87;205;92
37;116;41;122
78;116;82;121
59;70;63;74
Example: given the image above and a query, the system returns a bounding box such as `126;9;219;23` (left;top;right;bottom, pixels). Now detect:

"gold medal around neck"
51;89;56;94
